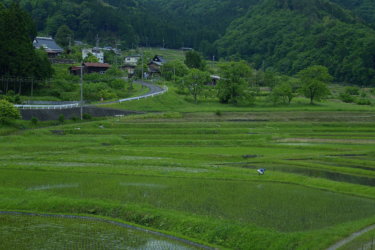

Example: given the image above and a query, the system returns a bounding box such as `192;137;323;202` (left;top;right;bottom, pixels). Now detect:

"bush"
355;98;371;105
108;79;125;90
31;117;38;125
83;113;92;120
71;116;79;122
58;114;65;123
1;91;21;104
0;99;21;124
84;82;117;101
344;86;360;95
215;110;222;116
339;92;355;103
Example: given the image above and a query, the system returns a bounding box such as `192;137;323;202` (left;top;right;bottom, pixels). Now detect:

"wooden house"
69;63;111;75
148;55;166;76
33;37;64;58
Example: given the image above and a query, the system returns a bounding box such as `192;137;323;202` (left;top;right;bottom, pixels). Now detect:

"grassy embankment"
0;105;374;249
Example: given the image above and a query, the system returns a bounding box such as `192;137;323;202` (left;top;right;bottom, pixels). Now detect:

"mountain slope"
332;0;375;27
216;0;375;85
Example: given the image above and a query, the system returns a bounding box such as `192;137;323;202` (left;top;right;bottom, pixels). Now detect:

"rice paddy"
0;213;201;250
1;110;375;249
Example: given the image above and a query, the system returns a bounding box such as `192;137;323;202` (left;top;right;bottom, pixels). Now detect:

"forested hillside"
1;0;375;85
332;0;375;27
216;0;375;85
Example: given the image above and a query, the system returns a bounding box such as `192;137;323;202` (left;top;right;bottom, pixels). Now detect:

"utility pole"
80;62;83;120
96;34;100;48
173;64;176;84
68;35;72;50
115;40;121;67
141;49;144;82
31;78;34;100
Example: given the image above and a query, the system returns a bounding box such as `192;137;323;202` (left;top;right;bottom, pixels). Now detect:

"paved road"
15;80;167;110
95;80;167;105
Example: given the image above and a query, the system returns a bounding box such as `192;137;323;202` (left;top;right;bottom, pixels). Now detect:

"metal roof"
33;37;64;53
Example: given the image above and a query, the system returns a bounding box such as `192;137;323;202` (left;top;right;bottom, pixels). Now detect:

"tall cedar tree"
0;3;53;94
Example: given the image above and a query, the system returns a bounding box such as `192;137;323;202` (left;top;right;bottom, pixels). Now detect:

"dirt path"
0;211;213;249
327;224;375;250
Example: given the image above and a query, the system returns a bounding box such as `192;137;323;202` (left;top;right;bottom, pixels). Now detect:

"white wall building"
82;48;104;63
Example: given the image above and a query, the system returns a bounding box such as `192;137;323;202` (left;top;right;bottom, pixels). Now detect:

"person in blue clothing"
257;168;266;175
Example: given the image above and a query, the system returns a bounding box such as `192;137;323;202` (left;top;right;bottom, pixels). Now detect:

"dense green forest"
0;0;375;85
216;0;375;85
0;3;53;92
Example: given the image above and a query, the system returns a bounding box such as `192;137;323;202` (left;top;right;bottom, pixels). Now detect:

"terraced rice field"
0;111;374;249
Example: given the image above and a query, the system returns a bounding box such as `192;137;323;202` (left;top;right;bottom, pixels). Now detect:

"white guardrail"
14;103;80;110
117;85;168;103
14;85;168;110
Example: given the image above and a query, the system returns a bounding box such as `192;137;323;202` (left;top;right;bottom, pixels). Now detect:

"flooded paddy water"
0;212;205;250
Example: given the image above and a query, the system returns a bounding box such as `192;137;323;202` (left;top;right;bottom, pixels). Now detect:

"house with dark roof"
69;62;111;75
33;37;64;58
148;55;166;76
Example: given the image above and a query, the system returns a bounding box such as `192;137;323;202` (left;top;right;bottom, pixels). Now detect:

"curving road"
95;80;167;105
15;80;167;110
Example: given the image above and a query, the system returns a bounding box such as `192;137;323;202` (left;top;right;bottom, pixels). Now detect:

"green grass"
1;111;375;249
132;47;186;62
0;214;199;249
104;85;375;112
339;228;375;250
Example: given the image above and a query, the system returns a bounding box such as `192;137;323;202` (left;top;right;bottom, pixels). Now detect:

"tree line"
159;50;334;106
0;2;53;96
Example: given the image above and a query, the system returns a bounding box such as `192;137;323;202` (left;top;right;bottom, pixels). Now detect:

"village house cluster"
32;36;168;78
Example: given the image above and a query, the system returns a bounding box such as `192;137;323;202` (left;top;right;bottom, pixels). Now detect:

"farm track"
0;211;214;250
327;224;375;250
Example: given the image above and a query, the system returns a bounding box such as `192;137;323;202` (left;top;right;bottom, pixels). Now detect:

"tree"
217;61;253;104
270;82;294;104
0;3;52;95
161;60;189;81
55;24;73;48
83;53;99;63
184;50;206;70
0;99;21;124
183;69;210;103
297;65;332;104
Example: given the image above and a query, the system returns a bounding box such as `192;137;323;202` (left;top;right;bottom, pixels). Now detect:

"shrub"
83;113;92;120
1;91;21;104
356;98;371;105
71;116;79;122
215;110;222;116
31;117;38;125
108;79;125;90
344;86;360;95
58;114;65;123
339;92;355;103
0;99;21;124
